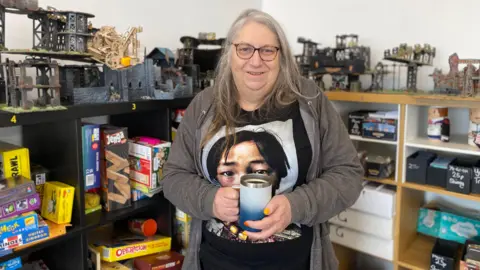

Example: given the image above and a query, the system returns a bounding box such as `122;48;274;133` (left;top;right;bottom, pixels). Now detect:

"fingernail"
264;208;270;215
244;221;249;227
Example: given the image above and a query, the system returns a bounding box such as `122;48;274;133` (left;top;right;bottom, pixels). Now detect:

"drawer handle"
338;211;348;222
335;227;344;238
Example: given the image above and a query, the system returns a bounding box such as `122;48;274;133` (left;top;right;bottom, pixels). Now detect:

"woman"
162;8;364;270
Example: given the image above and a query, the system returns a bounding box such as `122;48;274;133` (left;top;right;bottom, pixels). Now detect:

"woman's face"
230;21;280;100
216;141;271;187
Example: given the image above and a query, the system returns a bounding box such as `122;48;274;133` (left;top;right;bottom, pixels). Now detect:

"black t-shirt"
199;101;313;270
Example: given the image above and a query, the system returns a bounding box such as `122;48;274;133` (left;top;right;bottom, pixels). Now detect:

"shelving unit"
326;91;480;270
0;97;193;268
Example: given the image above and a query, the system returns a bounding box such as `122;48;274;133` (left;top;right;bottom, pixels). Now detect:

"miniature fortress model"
295;34;372;91
296;36;442;94
430;53;480;97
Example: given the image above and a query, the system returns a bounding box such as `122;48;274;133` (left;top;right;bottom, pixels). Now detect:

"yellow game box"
0;141;30;179
41;181;75;224
95;235;171;262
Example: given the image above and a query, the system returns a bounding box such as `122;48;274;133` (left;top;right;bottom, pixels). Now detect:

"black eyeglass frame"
232;43;280;62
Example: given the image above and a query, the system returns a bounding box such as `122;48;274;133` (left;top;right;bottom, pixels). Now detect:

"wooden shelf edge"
325;91;480;108
350;135;398;145
365;177;397;186
398;234;435;270
402;182;480;202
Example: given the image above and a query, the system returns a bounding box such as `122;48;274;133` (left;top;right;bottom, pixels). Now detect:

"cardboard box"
347;110;373;136
174;208;191;255
0;141;30;179
0;257;22;270
417;207;480;244
41;181;75;224
82;124;101;191
406;151;437;184
128;138;170;193
93;234;171;262
446;160;473;194
0;192;40;220
1;218;49;251
0;211;38;241
430;238;460;270
362;117;397;141
427;156;456;188
473;162;480;195
134;251;184;270
100;125;131;212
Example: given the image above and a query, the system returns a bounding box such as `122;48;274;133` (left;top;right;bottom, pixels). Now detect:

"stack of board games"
0;176;49;268
128;136;171;201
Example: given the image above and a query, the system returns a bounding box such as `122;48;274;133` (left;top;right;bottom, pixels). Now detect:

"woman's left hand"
244;194;292;241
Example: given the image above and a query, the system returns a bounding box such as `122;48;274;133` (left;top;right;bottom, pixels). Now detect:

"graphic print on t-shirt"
201;119;303;243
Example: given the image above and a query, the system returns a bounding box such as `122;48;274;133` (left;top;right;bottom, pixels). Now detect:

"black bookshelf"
0;96;193;268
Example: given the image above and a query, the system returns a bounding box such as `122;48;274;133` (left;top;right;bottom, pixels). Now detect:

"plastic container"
128;218;158;237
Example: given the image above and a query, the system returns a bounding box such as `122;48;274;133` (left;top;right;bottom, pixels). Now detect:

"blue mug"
238;174;275;232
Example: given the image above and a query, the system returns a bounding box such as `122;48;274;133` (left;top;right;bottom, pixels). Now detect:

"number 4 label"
10;115;16;124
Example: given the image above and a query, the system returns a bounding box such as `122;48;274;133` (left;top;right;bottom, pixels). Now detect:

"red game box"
134;251;184;270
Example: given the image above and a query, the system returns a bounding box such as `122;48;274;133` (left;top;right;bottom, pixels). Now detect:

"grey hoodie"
161;77;364;270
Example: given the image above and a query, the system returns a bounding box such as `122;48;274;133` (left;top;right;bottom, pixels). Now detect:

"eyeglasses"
233;43;280;61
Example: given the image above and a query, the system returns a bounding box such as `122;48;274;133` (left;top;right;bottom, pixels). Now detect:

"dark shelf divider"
22;119;85;228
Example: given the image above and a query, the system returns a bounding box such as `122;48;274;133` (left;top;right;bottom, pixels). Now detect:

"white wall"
262;0;479;91
5;0;261;54
0;0;261;146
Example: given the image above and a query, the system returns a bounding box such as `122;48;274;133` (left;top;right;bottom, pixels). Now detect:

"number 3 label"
132;103;136;110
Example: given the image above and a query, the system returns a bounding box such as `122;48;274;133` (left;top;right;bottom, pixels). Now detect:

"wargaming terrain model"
384;43;436;91
176;33;225;90
296;34;385;91
430;53;480;97
0;0;196;111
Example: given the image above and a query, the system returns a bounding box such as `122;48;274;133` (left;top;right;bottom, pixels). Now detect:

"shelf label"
473;167;480;193
10;115;16;124
430;254;449;270
132;103;136;111
446;165;471;193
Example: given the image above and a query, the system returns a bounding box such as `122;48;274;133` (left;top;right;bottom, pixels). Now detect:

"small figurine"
427;106;450;142
468;108;480;148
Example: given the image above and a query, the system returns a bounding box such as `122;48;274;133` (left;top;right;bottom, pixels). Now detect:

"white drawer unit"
350;182;396;219
329;208;394;240
329;224;394;261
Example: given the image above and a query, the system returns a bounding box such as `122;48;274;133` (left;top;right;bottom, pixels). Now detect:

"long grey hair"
201;9;303;147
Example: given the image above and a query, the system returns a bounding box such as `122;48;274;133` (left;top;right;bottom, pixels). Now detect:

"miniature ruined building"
67;57;160;105
295;37;319;76
430;53;480;96
5;57;61;110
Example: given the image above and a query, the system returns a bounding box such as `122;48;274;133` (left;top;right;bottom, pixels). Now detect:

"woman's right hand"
213;187;239;222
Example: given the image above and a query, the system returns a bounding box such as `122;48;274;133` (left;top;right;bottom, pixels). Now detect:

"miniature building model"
296;34;371;91
295;37;319;77
176;33;225;90
384;43;436;91
430;53;480;97
4;57;61;110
